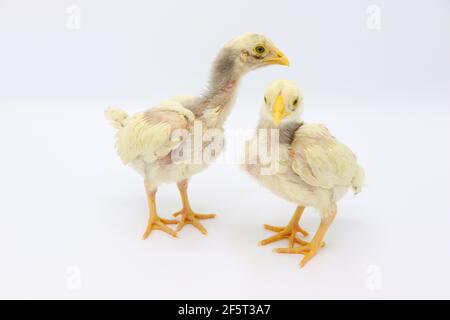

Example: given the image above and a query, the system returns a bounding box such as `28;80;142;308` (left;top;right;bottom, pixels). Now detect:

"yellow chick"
243;80;364;267
106;34;289;239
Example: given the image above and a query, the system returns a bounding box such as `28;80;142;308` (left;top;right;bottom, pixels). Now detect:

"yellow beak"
265;48;290;66
272;94;286;125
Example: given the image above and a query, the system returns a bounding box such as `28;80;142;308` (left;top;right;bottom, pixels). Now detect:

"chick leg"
274;207;337;268
259;206;310;247
142;187;178;239
172;179;216;235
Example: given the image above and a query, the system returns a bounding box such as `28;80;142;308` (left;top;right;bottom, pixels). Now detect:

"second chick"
243;80;364;268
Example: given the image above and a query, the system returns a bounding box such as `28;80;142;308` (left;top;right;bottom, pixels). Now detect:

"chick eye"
254;45;266;55
264;96;267;104
293;98;299;107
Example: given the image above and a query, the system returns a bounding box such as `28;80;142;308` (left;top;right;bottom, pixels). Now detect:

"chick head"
224;33;289;73
262;79;303;125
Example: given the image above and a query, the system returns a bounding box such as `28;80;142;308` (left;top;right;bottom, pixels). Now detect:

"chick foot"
173;210;216;235
173;179;216;235
259;206;312;247
273;209;336;268
142;186;178;239
142;217;178;239
274;241;325;268
259;223;309;248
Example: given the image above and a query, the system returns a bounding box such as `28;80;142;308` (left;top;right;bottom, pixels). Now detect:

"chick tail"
351;166;365;195
105;107;128;129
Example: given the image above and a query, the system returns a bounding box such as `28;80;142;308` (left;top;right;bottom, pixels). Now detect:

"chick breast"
244;123;364;217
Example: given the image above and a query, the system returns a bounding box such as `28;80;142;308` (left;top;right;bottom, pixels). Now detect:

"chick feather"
111;102;194;165
244;80;364;218
104;34;290;238
104;107;128;129
106;33;290;195
291;124;364;193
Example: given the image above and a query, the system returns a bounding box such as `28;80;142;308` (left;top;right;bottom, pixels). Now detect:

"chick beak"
265;48;290;66
272;94;286;125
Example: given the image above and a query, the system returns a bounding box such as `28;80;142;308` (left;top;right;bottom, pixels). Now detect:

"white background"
0;0;449;299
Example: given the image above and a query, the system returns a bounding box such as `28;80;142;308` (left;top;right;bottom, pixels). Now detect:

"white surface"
0;0;450;299
1;100;449;299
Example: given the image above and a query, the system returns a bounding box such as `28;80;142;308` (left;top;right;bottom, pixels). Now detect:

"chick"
106;34;289;239
243;80;364;267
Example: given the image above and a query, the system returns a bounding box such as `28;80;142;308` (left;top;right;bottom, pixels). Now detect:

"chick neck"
185;47;243;128
257;117;304;146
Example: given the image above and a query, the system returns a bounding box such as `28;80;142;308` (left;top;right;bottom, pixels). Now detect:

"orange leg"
142;185;178;239
259;206;310;247
173;180;216;235
274;207;336;268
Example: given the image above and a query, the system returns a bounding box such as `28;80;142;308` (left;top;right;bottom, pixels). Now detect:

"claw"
294;236;308;246
259;232;286;246
142;219;178;239
174;209;215;235
300;251;317;268
260;223;309;248
274;242;325;268
298;227;309;237
273;246;311;254
263;224;284;232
